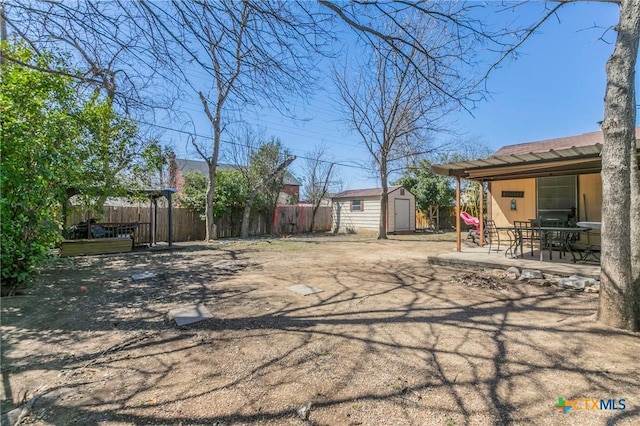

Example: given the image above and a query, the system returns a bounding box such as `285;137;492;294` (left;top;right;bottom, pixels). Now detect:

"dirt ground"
1;233;639;426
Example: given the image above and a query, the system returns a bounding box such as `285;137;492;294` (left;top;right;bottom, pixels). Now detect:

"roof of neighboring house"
332;186;404;199
432;128;640;181
176;158;234;176
175;158;301;186
493;128;640;157
282;175;302;186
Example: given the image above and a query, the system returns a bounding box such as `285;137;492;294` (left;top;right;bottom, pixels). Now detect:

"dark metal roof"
432;132;640;181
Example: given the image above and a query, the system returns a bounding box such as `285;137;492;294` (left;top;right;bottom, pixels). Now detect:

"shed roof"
432;129;640;181
333;186;403;199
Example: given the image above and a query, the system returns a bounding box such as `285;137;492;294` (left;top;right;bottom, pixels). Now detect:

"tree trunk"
240;199;253;238
205;160;217;241
631;146;640;331
378;159;388;239
310;203;319;232
598;0;640;331
199;91;222;241
632;142;640;282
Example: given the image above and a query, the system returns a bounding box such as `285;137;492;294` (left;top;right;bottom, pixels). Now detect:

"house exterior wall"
490;174;603;227
386;189;416;232
490;173;603;245
578;173;602;222
277;184;300;205
489;178;537;227
332;197;381;232
578;173;602;245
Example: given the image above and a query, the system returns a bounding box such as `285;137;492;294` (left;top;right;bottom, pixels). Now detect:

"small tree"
179;171;209;219
179;169;247;228
302;145;337;232
395;159;455;214
240;139;295;238
334;20;455;239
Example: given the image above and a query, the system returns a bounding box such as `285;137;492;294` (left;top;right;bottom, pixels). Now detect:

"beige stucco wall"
578;173;602;245
489;178;537;227
578;173;602;222
489;174;602;245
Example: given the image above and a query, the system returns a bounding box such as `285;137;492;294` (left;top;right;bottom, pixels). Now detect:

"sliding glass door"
536;176;577;223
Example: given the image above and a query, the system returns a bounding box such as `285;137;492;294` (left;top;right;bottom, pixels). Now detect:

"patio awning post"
456;176;461;252
479;182;484;247
167;191;173;247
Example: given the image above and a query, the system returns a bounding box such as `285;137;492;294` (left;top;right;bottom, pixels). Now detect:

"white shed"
332;186;416;233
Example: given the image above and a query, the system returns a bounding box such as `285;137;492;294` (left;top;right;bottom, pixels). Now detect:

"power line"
136;119;371;171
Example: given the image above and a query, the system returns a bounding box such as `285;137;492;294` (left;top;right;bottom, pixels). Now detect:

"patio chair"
485;220;502;253
540;219;569;258
513;220;535;257
567;231;601;263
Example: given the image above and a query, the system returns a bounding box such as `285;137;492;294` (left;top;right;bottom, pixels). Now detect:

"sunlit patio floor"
428;240;601;280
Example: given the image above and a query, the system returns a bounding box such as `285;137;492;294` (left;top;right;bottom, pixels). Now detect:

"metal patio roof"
432;139;640;181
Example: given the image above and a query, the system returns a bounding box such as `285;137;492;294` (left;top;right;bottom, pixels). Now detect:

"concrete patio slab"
428;245;600;279
170;304;213;326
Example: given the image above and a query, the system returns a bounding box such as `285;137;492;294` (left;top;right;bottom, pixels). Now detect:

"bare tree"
334;25;452;239
597;0;640;331
129;1;331;240
326;1;640;330
302;145;338;232
4;1;332;241
1;1;174;116
233;137;295;238
320;1;560;109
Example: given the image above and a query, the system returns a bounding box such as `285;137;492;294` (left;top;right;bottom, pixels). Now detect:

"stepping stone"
131;272;157;281
170;304;213;326
287;284;323;296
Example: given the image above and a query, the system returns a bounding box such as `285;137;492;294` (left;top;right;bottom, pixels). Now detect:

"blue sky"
165;1;635;191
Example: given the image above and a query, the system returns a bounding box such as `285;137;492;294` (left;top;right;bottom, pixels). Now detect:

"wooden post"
167;191;173;247
150;197;157;246
479;181;484;247
456;176;461;252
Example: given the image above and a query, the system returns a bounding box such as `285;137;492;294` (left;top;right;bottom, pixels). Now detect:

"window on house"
351;200;363;211
537;176;577;221
400;188;405;196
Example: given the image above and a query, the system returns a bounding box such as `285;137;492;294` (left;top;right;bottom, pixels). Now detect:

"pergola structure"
432;133;640;252
145;188;178;246
66;187;178;247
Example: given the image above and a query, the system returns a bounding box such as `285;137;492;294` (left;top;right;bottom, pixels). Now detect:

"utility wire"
136;119;371;171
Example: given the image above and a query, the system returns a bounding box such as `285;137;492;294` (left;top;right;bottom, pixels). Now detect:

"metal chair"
513;220;535;257
485;220;501;253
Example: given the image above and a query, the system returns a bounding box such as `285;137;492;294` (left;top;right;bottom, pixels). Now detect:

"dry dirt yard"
1;233;639;426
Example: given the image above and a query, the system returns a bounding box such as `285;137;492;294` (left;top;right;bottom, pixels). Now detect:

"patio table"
573;222;601;263
535;226;591;262
576;221;601;229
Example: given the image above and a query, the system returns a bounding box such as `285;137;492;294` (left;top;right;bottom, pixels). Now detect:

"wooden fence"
67;205;333;242
273;205;333;234
416;206;456;231
67;206;206;242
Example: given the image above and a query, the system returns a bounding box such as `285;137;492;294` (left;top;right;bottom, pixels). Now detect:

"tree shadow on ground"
2;244;638;425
